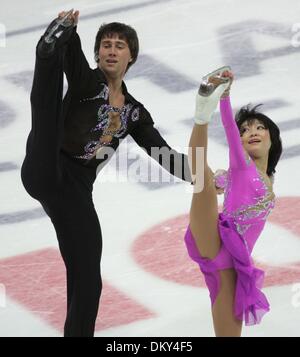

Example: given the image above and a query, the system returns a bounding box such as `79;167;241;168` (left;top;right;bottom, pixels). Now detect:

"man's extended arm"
130;108;192;183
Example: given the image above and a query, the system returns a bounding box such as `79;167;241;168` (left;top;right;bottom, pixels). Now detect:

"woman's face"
240;119;272;159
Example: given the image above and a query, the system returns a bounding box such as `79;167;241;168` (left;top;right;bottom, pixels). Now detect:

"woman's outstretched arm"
220;96;250;169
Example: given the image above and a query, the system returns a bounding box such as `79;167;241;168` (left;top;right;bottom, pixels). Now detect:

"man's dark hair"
235;104;282;177
94;22;139;72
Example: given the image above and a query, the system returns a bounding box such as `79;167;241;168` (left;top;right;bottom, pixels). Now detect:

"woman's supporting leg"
212;269;242;337
188;123;220;259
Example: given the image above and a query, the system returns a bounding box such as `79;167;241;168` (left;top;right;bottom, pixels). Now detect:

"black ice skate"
198;66;231;97
37;9;75;58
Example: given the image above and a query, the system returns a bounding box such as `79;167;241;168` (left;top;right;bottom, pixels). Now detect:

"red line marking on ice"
0;248;154;332
268;196;300;237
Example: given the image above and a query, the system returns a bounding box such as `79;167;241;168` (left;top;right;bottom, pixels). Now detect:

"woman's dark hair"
235;104;282;177
94;22;139;72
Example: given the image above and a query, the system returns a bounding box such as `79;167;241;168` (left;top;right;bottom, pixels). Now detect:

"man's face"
98;34;132;79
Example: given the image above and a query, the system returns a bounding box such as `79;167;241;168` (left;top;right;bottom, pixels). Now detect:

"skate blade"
198;66;231;96
57;9;74;27
202;66;231;81
45;9;74;43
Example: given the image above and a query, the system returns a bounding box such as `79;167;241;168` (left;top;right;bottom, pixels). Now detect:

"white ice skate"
194;66;231;125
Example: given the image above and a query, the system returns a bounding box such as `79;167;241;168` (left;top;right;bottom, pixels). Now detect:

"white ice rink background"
0;0;300;337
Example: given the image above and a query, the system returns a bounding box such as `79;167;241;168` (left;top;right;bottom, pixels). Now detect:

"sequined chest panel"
75;84;140;160
223;167;275;237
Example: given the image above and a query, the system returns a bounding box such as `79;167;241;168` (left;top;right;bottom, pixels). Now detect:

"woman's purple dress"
185;96;274;325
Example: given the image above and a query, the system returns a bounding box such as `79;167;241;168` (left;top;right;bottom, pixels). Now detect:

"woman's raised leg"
189;123;220;259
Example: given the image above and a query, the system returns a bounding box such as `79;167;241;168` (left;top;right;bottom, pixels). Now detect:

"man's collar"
95;67;139;105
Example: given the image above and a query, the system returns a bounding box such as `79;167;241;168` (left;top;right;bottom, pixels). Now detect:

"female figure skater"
20;10;191;337
185;67;282;336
